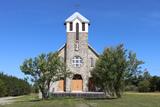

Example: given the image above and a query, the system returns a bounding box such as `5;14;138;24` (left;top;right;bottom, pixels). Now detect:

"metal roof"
65;12;90;23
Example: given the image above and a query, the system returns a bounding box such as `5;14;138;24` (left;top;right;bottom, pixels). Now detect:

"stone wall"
66;32;89;92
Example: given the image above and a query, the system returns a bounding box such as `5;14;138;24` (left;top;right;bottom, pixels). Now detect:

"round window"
72;56;83;67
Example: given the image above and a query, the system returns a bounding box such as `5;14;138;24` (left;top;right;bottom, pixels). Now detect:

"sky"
0;0;160;79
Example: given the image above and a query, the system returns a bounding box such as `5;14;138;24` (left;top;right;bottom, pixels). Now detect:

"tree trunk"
64;77;66;92
39;86;49;100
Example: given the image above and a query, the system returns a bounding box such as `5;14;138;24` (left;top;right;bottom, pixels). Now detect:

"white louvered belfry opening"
72;56;83;67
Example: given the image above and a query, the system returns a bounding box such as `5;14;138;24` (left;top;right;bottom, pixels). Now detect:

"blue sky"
0;0;160;79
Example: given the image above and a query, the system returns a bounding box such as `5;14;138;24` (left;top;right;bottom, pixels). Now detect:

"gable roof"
88;44;99;57
57;43;99;57
57;43;66;53
65;12;90;23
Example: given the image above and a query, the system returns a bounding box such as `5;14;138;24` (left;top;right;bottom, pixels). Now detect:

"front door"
71;74;83;92
72;80;82;91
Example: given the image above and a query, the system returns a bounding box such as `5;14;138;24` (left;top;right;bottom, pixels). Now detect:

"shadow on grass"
85;97;117;100
28;99;41;102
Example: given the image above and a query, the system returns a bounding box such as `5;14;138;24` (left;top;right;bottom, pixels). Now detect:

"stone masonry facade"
49;12;99;93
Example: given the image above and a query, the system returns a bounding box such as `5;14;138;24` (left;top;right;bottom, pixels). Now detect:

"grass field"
1;92;160;107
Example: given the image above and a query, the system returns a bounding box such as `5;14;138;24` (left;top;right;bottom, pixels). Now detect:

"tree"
91;44;127;98
0;79;6;97
125;52;144;86
20;52;71;99
149;76;160;92
138;79;150;92
137;70;152;92
58;63;72;92
31;83;39;93
143;69;151;80
0;73;30;97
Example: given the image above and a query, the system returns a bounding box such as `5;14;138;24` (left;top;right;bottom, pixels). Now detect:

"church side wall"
88;47;99;77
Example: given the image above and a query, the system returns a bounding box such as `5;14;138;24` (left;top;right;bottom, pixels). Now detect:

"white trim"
66;18;89;32
65;12;90;23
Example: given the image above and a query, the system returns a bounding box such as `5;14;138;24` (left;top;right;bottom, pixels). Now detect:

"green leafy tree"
20;52;71;99
31;83;39;93
59;63;72;92
0;79;6;97
137;71;151;92
125;52;144;86
91;44;127;98
149;76;160;92
143;69;151;80
0;73;30;97
138;79;150;92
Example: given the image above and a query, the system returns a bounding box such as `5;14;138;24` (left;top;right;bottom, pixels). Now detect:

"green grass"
1;92;160;107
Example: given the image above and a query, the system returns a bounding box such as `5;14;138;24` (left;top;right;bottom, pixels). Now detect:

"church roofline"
65;12;90;23
57;43;66;53
88;44;99;57
57;43;99;57
58;43;99;57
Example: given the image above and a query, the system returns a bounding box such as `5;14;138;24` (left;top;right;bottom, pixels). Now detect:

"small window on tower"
76;23;79;40
75;42;79;51
82;22;85;31
70;22;73;31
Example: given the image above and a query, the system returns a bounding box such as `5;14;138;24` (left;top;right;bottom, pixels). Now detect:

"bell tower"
65;12;89;51
64;12;90;92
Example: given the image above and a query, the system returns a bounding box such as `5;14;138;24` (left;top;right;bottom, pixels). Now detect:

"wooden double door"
58;74;83;92
71;74;83;91
58;79;83;92
71;80;83;91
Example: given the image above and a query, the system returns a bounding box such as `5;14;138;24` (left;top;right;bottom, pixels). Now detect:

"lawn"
1;92;160;107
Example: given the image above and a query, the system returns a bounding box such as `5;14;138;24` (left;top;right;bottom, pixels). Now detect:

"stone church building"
50;12;99;93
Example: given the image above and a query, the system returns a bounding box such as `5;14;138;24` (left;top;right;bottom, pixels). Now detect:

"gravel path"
0;96;19;105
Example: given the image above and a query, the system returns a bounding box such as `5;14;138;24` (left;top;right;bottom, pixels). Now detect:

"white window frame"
72;56;83;67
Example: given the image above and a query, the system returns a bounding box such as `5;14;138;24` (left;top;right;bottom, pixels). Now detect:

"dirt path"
0;96;19;105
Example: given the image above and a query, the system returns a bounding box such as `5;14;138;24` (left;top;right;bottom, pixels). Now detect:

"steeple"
65;12;90;23
65;12;90;33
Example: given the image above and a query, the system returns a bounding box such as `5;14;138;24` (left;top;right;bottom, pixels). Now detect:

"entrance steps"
50;92;106;98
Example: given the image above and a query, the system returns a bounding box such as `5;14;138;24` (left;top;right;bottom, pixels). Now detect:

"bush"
138;80;150;92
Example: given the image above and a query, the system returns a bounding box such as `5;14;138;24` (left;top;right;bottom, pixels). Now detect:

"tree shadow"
84;97;117;100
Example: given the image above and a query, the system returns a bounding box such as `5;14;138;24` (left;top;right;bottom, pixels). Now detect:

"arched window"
91;58;94;67
72;56;83;67
75;41;79;51
76;23;79;40
82;22;85;31
60;57;64;62
70;22;73;31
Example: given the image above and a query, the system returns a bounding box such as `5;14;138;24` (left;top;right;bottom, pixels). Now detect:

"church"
50;12;99;93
